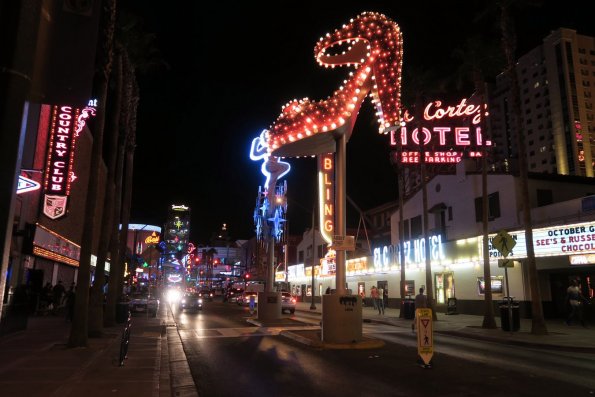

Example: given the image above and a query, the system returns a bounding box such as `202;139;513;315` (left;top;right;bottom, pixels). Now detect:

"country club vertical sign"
43;105;80;219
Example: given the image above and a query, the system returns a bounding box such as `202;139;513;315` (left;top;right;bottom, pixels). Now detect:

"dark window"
448;206;453;221
410;215;422;238
536;189;553;207
474;192;501;222
298;250;304;263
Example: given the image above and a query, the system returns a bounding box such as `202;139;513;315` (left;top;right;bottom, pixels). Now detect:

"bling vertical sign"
43;105;79;219
318;153;334;244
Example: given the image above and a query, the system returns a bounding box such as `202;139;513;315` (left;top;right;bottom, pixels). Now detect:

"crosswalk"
178;325;320;339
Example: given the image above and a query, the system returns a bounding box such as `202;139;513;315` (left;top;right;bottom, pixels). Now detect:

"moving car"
129;293;159;317
180;292;203;312
225;288;243;303
198;289;214;302
281;292;296;314
238;291;258;306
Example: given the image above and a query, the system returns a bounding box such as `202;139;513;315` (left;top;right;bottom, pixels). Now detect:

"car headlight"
198;299;203;304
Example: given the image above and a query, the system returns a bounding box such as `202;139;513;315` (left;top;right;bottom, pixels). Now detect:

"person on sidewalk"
377;287;385;315
412;287;428;331
370;286;379;312
566;279;587;327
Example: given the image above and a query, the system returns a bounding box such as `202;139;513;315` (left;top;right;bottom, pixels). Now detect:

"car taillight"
291;299;296;303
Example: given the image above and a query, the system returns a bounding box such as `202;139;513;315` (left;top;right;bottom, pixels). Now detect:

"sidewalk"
0;304;197;397
294;301;595;352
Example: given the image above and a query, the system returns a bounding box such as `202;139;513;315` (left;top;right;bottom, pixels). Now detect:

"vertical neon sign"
318;153;334;244
43;105;79;219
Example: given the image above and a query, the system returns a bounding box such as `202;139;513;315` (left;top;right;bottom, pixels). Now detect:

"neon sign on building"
318;153;334;244
390;98;491;164
43;105;79;219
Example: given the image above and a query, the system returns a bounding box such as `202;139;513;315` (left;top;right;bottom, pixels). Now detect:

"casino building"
284;161;595;320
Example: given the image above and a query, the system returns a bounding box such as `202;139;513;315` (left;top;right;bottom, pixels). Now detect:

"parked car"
238;291;258;306
281;292;296;314
180;292;203;312
198;289;214;302
128;293;159;317
225;288;243;303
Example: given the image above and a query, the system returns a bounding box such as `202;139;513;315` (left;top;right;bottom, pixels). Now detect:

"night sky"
124;1;593;243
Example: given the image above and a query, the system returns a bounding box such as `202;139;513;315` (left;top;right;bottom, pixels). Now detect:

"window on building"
536;189;553;207
410;215;422;238
474;192;501;222
317;244;324;258
448;206;453;221
298;250;304;263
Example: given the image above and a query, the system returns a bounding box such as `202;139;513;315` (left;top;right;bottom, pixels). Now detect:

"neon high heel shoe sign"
264;11;403;158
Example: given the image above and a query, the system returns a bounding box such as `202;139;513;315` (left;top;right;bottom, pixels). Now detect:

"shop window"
474;192;501;222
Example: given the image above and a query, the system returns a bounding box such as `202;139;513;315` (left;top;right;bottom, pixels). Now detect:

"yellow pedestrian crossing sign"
416;308;433;365
492;230;516;257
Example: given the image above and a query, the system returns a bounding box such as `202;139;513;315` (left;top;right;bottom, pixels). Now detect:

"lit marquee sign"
145;232;160;245
318;153;334;244
43;105;79;219
390;98;491;163
484;221;595;259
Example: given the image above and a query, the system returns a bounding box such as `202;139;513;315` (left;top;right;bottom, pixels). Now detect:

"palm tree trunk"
499;3;547;335
69;0;115;347
117;67;139;307
89;46;123;335
477;77;497;329
104;49;125;327
398;163;407;318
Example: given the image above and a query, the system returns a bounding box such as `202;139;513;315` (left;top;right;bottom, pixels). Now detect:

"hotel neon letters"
373;235;445;270
391;98;491;164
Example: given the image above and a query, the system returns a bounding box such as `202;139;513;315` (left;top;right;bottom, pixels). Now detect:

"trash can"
403;298;415;319
499;302;520;332
116;301;130;324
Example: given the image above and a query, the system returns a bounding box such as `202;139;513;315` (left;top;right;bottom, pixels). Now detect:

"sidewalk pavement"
293;301;595;352
0;301;592;397
0;303;197;397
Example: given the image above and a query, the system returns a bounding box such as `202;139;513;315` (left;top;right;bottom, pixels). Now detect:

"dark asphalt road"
173;300;593;397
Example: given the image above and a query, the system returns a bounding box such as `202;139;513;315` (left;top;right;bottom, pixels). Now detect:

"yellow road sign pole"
416;308;433;367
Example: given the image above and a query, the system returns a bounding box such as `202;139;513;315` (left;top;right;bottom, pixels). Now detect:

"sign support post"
493;230;517;334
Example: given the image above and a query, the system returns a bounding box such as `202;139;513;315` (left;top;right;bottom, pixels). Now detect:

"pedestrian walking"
566;279;587;327
412;287;428;331
370;286;379;311
377;287;385;315
52;280;65;314
65;284;76;322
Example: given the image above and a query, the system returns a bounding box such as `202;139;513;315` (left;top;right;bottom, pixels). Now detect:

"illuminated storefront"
284;220;595;315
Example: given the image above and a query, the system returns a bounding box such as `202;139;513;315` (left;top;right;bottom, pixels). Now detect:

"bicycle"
119;310;132;366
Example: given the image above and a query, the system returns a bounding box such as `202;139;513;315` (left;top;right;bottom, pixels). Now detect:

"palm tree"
451;36;503;329
90;44;124;333
69;0;116;347
498;0;547;335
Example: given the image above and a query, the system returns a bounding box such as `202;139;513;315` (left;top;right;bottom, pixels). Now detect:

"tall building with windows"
489;28;595;177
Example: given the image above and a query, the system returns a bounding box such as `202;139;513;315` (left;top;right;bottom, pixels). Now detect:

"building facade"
489;28;595;177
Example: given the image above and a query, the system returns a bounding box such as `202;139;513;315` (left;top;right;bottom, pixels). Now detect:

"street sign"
498;259;518;268
332;235;355;251
416;308;433;366
492;230;516;257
